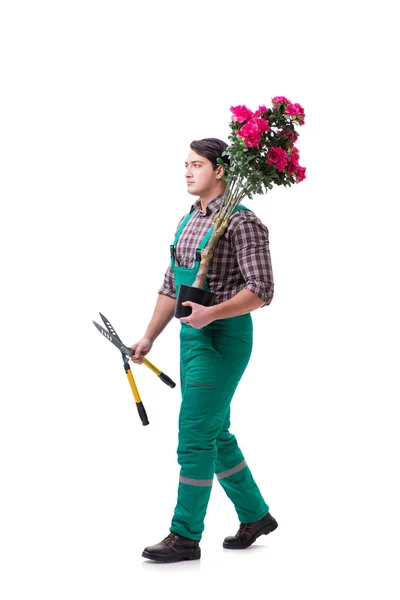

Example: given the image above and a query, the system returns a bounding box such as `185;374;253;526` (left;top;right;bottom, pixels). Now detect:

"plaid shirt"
158;193;274;306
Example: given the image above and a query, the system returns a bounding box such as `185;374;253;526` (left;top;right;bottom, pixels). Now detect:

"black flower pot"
175;284;216;318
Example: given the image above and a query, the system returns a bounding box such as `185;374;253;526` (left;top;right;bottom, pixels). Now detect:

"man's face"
185;150;223;196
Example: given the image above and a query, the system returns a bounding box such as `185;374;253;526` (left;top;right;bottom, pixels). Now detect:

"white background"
1;1;399;598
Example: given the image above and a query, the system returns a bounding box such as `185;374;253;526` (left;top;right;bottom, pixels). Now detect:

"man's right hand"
130;337;153;365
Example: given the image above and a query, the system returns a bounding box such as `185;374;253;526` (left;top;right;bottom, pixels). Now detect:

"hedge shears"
93;312;176;426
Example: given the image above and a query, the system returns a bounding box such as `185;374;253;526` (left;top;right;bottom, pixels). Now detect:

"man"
131;138;278;562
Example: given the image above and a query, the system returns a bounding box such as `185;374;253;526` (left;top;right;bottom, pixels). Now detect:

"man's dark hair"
190;138;230;170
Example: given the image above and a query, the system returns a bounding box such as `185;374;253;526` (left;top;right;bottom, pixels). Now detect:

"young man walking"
131;138;278;562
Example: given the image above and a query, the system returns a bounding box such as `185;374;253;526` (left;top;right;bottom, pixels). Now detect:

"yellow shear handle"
124;362;149;426
126;368;142;403
143;358;161;376
141;357;176;388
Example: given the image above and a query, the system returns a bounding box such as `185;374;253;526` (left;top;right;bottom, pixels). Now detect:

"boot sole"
142;548;201;563
223;520;278;550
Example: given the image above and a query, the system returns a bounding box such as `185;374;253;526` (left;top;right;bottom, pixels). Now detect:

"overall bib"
170;205;269;540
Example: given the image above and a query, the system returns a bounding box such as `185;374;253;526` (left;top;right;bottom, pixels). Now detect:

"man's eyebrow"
185;160;204;165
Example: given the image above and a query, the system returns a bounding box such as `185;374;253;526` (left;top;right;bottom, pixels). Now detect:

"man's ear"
216;165;225;179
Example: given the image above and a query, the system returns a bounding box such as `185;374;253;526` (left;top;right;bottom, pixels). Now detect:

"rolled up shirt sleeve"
229;212;274;306
158;263;176;299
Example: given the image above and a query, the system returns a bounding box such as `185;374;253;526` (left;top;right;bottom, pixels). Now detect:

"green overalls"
169;205;270;540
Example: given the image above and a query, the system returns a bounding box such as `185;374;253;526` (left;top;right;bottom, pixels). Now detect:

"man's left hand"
179;301;214;329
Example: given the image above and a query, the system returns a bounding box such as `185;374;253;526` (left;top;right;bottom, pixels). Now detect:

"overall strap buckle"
195;248;201;262
170;244;175;259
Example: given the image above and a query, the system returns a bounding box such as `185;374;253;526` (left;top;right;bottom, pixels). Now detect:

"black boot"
142;532;201;563
223;512;278;549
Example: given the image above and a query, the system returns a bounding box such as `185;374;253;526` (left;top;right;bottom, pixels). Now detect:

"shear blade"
92;320;125;351
99;312;122;343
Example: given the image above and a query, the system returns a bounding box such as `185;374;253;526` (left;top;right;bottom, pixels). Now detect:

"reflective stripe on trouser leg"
216;459;247;479
215;426;269;523
170;317;253;540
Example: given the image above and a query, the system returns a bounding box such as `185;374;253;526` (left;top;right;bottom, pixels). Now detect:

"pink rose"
230;105;254;123
281;130;299;142
284;102;305;124
267;146;288;172
285;102;298;116
254;105;268;117
238;117;270;148
256;118;269;133
271;96;289;105
291;146;300;158
244;136;261;148
292;103;305;123
238;121;262;147
287;146;301;174
295;166;306;182
287;154;300;175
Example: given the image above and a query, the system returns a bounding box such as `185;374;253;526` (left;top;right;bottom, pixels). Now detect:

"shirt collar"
190;193;224;217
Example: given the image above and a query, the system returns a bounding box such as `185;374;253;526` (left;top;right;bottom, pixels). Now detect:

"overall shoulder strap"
198;226;214;251
170;210;197;266
232;204;250;213
172;210;196;246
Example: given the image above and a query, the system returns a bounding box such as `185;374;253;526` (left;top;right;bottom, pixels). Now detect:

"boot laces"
237;523;248;539
163;532;179;546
